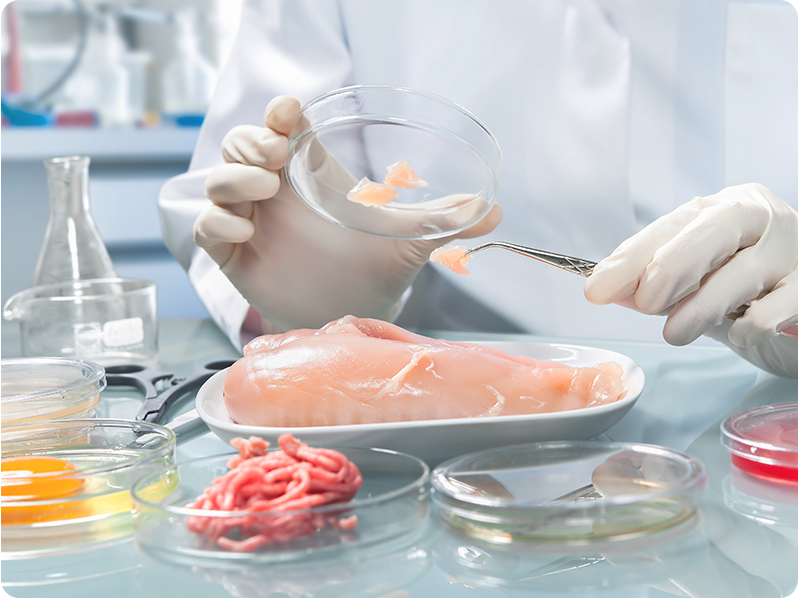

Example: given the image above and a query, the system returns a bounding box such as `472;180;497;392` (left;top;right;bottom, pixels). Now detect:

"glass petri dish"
720;401;798;484
431;441;706;546
285;85;502;239
1;418;176;559
132;447;429;564
1;358;106;428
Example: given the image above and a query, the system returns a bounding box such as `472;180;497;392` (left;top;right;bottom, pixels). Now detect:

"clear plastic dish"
1;358;106;428
431;441;706;546
3;277;159;366
285;85;502;239
1;418;176;559
720;401;797;483
132;447;429;564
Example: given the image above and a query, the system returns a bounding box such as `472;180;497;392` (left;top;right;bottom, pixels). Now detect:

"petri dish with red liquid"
720;402;798;483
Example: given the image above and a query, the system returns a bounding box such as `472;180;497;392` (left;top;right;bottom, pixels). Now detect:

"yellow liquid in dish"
1;453;176;526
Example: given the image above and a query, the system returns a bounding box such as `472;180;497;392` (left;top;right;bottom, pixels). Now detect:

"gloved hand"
584;184;797;375
193;96;502;333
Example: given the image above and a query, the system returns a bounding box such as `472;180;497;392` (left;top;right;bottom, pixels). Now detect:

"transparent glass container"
32;156;116;287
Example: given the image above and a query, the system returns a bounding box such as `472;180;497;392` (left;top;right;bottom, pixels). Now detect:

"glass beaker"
32;156;117;286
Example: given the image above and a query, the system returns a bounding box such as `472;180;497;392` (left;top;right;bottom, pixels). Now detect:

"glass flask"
32;156;117;286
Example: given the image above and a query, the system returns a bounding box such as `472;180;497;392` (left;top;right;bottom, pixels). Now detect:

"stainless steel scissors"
105;360;236;424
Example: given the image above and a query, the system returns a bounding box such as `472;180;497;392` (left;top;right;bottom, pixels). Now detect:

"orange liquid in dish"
1;456;87;525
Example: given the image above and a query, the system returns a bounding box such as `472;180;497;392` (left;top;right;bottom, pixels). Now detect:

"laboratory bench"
1;318;797;598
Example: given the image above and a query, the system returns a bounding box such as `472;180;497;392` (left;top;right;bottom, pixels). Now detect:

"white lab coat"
159;0;798;352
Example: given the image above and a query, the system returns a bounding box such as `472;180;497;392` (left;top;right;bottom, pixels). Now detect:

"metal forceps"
105;360;236;424
464;241;597;277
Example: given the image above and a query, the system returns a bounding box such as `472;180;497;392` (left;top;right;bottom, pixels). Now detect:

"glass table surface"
2;319;796;598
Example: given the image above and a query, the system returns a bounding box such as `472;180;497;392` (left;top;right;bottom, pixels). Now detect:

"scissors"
105;360;237;424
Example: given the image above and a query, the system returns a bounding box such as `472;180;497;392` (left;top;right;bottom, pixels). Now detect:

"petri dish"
285;85;502;239
431;441;706;546
1;418;176;559
132;447;429;564
3;277;159;366
720;401;797;483
1;358;106;429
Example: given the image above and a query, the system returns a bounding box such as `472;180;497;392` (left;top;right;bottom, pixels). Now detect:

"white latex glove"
584;184;797;377
193;96;502;333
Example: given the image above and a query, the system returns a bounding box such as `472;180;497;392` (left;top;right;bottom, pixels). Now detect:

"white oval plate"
196;342;645;466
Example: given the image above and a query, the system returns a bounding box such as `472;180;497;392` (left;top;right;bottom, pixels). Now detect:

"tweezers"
464;241;597;277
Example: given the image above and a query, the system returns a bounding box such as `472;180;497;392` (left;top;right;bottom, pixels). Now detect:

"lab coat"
158;0;798;351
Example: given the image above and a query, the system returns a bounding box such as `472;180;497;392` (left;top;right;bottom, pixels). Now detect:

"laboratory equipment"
3;277;158;366
191;342;645;466
1;358;105;428
57;12;133;127
132;447;429;563
431;441;706;546
720;402;798;483
1;418;176;559
32;156;116;287
285;85;502;239
105;359;235;423
464;241;597;276
161;9;217;124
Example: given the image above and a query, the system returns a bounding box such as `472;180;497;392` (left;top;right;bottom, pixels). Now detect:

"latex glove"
193;96;502;332
584;183;797;360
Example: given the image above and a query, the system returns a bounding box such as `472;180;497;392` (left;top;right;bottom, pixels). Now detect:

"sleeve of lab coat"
158;0;353;351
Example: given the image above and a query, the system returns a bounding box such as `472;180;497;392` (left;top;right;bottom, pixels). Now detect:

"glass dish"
1;358;106;428
3;277;158;366
285;85;502;239
720;401;797;483
132;447;429;564
431;441;706;546
1;418;176;559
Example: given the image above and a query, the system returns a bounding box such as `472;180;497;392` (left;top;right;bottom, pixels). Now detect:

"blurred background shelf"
1;0;244;327
1;126;200;161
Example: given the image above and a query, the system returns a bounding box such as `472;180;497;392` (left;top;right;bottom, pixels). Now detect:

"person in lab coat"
158;0;797;378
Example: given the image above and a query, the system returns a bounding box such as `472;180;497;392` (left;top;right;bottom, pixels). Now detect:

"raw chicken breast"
430;244;472;275
346;177;398;206
224;316;628;428
383;160;428;188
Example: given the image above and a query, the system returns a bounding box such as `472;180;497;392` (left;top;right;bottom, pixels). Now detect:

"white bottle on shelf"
161;10;217;119
58;12;133;127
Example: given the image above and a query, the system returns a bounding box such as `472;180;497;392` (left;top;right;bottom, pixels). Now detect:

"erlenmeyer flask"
32;156;117;286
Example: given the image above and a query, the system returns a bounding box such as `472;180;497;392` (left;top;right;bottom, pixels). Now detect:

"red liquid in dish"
729;421;798;483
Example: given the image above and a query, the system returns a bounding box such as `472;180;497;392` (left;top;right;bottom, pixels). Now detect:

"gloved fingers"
193;205;255;267
584;199;707;305
728;270;799;347
263;95;301;136
660;245;777;346
205;163;281;207
453;202;503;239
221;125;288;171
633;201;770;314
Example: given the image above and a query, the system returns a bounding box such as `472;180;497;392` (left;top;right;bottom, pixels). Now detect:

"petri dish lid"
431;441;706;545
1;358;106;425
720;401;798;483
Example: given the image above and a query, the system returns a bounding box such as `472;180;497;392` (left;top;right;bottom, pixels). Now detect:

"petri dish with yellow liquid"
1;358;106;432
431;441;706;547
1;418;177;559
